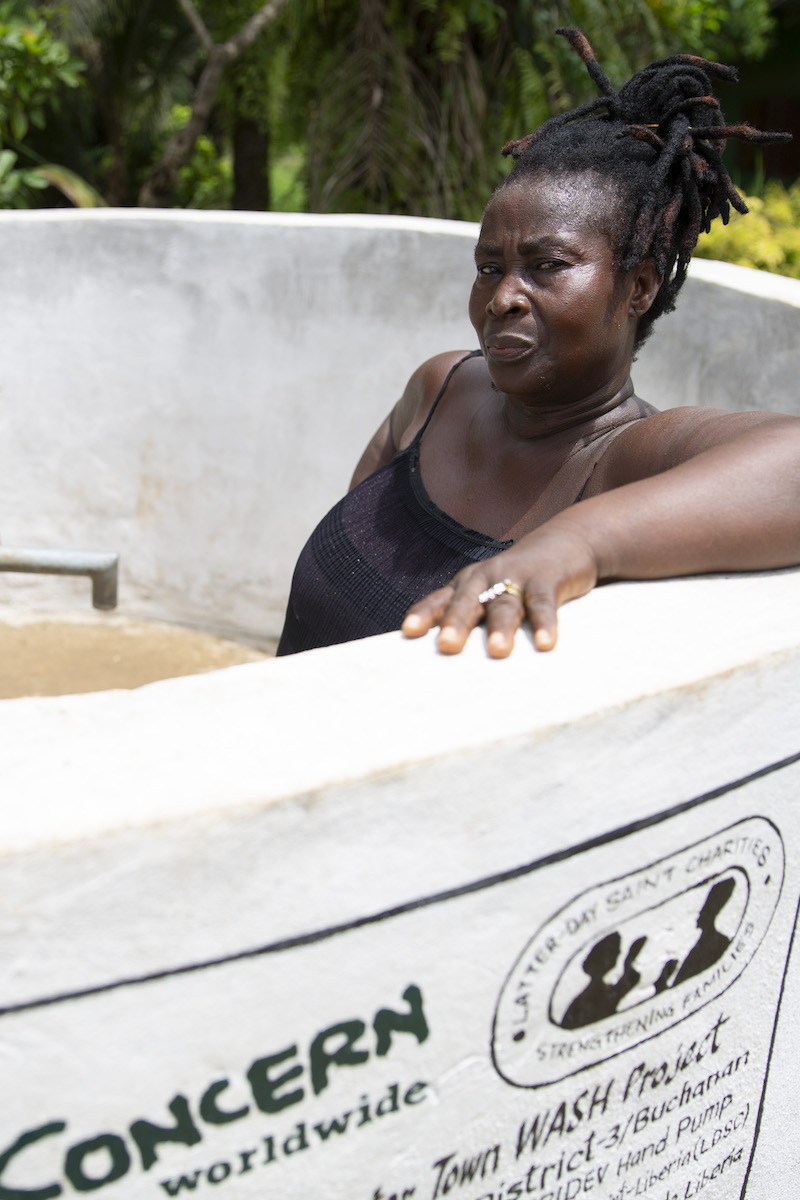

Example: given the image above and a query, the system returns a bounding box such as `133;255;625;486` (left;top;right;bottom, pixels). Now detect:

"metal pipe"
0;547;119;610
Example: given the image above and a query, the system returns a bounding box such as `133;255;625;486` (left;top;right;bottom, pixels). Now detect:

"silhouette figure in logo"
561;932;647;1029
672;877;735;987
653;958;679;993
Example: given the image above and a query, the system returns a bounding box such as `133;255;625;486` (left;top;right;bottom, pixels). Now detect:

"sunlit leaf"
36;163;107;207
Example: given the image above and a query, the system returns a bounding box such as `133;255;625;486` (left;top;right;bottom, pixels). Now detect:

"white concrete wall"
0;211;798;641
0;569;798;1199
0;211;479;640
635;258;800;417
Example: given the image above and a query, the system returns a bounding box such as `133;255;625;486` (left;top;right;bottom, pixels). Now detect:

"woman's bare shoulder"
391;350;482;449
349;350;480;490
587;403;797;493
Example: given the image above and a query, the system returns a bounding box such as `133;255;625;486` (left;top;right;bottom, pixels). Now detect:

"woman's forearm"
403;419;800;657
575;419;800;580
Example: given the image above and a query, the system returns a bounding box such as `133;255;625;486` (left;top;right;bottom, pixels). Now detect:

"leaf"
0;148;18;180
10;107;27;140
36;163;107;207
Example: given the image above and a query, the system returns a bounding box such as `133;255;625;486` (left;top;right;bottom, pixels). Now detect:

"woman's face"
469;173;654;407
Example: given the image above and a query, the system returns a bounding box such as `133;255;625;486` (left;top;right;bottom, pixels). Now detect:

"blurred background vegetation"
1;0;798;274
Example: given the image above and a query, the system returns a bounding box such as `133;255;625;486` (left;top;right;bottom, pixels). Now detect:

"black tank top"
277;351;599;656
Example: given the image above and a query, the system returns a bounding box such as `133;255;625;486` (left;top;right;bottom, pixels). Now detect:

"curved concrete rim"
687;254;800;307
0;206;482;238
5;206;799;304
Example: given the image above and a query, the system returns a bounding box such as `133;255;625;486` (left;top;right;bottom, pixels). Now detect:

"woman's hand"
402;414;800;658
402;518;600;658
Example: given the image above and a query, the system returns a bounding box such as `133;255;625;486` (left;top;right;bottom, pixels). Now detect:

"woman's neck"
500;377;636;441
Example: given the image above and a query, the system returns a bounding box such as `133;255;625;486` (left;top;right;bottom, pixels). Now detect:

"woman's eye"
476;264;498;276
535;259;565;272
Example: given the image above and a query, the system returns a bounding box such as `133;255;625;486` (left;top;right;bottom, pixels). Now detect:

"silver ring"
478;579;524;605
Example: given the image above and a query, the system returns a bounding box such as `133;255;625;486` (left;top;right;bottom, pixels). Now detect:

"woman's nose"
488;274;529;317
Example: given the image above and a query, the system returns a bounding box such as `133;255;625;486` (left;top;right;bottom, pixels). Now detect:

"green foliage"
270;145;306;211
60;0;200;205
0;146;47;204
694;179;800;278
646;0;774;61
0;0;789;217
0;1;85;204
166;104;234;208
174;135;234;209
0;2;83;141
197;0;275;134
280;0;779;219
165;107;306;213
283;0;510;218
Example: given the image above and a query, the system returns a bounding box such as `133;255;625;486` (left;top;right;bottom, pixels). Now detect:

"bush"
164;107;233;210
694;179;800;279
0;2;84;206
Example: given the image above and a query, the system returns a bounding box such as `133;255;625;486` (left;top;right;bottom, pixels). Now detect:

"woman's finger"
434;582;488;654
401;585;457;638
524;588;560;651
481;590;527;659
436;575;527;656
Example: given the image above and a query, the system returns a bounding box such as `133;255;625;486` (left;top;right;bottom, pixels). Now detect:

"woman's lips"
484;336;535;361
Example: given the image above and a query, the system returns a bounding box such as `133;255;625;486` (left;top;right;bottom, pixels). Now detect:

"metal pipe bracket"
0;548;119;610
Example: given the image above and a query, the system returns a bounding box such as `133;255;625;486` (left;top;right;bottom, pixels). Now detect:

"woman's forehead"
480;174;616;243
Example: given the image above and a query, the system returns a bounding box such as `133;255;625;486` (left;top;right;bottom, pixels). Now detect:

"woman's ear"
629;258;663;317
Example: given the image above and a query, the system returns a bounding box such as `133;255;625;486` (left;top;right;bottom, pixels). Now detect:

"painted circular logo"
492;816;784;1088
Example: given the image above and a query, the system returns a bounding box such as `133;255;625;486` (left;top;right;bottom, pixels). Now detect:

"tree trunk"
233;119;271;210
138;0;288;208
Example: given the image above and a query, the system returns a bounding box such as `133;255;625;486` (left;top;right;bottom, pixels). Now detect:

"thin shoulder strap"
412;349;483;445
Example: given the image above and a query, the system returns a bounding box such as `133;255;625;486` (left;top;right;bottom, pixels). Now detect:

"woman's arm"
349;413;396;490
402;411;800;657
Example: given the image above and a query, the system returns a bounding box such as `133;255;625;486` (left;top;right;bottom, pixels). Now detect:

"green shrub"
694;179;800;279
160;106;233;210
0;2;86;206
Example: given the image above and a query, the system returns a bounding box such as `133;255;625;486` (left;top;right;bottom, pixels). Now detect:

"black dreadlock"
501;28;791;346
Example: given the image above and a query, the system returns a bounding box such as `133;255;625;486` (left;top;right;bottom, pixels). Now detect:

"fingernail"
488;631;514;658
403;614;423;632
438;625;460;649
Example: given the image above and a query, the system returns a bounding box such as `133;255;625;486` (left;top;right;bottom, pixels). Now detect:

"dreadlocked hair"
501;28;791;346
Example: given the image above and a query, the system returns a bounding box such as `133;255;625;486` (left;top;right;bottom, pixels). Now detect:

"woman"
277;30;799;658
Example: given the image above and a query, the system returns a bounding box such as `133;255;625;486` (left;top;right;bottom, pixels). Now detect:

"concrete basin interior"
1;210;797;681
0;611;270;699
